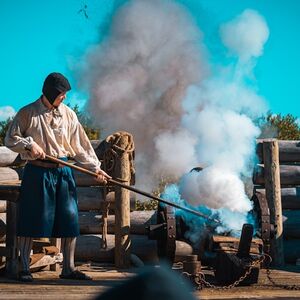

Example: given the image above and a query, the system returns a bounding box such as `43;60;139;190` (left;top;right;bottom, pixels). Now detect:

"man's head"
42;72;71;107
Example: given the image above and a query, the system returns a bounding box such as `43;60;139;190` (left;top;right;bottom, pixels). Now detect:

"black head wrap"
42;72;71;104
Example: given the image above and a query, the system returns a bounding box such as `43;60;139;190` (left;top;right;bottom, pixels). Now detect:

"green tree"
70;104;101;140
265;113;300;140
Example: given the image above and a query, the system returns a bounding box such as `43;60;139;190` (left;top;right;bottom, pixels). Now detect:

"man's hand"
95;169;111;185
30;142;46;159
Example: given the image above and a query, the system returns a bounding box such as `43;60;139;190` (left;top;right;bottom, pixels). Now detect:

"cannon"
146;185;274;266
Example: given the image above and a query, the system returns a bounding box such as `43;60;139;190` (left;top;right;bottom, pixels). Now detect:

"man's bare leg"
60;237;91;280
18;237;33;281
61;237;76;275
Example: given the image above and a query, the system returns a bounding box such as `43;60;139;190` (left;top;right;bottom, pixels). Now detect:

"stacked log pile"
0;142;193;266
254;140;300;264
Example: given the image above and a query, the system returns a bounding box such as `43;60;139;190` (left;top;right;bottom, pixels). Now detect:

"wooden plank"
212;235;263;245
30;254;63;271
257;139;300;163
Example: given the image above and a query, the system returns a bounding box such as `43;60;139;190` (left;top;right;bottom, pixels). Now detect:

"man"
5;72;110;282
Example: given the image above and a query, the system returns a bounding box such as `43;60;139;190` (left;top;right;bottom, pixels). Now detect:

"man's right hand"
30;142;46;159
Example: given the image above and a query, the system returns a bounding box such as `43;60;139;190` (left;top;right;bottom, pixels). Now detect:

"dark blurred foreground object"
95;265;197;300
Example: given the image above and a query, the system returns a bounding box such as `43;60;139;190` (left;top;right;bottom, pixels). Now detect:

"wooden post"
5;200;18;278
114;133;132;268
49;238;61;271
263;139;284;266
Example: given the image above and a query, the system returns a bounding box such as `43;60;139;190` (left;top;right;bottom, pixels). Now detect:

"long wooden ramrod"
45;155;220;223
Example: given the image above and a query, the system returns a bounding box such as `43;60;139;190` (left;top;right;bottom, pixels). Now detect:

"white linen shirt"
5;97;101;172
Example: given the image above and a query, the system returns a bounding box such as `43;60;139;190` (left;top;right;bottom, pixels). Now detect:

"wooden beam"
263;139;284;266
114;133;131;268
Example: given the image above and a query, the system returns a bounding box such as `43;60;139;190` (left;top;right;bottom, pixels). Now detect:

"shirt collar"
37;96;63;116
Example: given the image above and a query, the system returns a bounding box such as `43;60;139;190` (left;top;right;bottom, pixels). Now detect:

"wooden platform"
1;264;300;299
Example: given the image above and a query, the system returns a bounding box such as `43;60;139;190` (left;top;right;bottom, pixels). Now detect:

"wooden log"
72;169;101;186
75;234;193;263
114;133;132;268
282;210;300;239
263;139;284;266
257;140;300;163
0;200;6;213
79;210;156;235
283;240;300;263
0;168;19;183
0;147;23;167
0;184;137;210
77;188;136;212
255;188;300;210
253;164;300;186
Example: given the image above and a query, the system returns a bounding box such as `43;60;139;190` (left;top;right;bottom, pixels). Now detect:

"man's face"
52;92;67;108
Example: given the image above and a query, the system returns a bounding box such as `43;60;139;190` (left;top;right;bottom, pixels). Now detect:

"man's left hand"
95;169;111;185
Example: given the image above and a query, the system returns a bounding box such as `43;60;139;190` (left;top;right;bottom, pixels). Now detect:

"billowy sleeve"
69;114;101;172
4;109;34;153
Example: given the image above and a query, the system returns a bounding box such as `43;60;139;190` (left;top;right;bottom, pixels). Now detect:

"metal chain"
264;254;300;290
180;255;265;290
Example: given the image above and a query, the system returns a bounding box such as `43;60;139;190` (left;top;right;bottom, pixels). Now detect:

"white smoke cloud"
220;9;269;62
79;2;269;233
0;106;16;121
154;129;197;178
80;0;207;189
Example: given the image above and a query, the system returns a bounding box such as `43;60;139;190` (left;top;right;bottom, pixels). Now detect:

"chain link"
264;254;300;290
180;254;300;291
180;255;265;290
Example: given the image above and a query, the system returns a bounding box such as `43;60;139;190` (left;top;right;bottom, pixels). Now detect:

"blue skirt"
17;158;80;238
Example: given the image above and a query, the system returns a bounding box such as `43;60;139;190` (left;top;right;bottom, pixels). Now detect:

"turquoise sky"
0;0;299;120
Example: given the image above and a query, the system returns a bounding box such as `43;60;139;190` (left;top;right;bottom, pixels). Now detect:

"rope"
100;132;135;249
